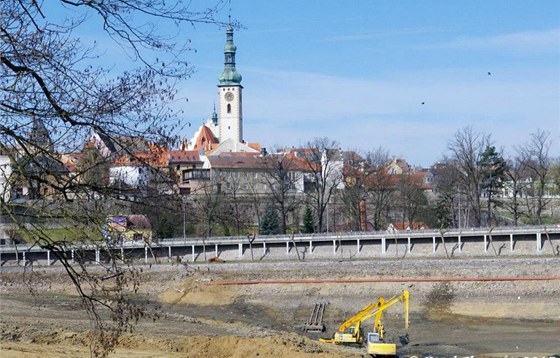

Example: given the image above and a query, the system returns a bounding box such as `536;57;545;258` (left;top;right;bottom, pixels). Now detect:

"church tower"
218;25;243;144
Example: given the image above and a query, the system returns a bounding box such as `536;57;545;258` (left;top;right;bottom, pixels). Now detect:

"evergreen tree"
478;146;508;226
434;195;453;228
303;206;315;233
259;204;280;235
154;215;174;240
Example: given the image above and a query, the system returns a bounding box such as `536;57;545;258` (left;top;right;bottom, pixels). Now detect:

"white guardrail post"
510;234;514;252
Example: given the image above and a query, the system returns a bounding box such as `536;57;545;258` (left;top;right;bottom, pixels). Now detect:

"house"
109;144;171;192
386;158;411;175
168;150;203;195
89;132;150;158
0;155;12;202
103;215;152;242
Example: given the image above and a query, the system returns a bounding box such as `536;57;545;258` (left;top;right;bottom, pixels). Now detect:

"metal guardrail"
159;225;560;244
1;225;559;254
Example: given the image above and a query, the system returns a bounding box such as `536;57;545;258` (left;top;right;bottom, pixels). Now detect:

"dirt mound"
1;326;350;358
172;334;351;358
158;273;239;306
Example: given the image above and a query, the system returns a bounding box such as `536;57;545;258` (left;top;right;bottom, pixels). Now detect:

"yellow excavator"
319;290;409;356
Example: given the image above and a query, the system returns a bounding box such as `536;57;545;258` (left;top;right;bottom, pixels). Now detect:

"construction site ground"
1;257;559;357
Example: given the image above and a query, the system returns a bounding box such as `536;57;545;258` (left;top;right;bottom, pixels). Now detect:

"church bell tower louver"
218;24;243;144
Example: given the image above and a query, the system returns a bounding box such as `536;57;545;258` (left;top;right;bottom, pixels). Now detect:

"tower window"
227;104;231;113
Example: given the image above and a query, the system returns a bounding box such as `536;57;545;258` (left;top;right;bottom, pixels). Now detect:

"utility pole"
458;193;461;229
182;195;187;243
326;201;329;233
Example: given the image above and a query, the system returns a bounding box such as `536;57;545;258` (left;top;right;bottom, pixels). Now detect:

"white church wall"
110;166;149;188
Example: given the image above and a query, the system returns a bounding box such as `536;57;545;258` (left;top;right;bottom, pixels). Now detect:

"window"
183;169;210;181
227;104;231;113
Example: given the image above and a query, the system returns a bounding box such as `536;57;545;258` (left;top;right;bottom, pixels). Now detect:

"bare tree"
1;1;225;356
364;147;393;231
395;172;428;228
246;173;266;232
261;153;305;234
220;170;251;236
447;127;491;227
339;150;368;231
191;175;225;239
301;138;343;232
551;161;560;197
504;154;529;226
517;130;553;224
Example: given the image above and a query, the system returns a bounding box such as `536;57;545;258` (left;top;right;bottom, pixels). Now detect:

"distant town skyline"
76;0;560;167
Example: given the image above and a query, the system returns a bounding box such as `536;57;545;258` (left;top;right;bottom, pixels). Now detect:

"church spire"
211;103;218;125
218;25;242;86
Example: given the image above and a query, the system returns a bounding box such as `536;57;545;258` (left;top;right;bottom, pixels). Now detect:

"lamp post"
181;195;187;243
326;200;329;233
458;192;461;229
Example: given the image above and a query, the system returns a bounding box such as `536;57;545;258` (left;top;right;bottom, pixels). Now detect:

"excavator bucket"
399;334;410;346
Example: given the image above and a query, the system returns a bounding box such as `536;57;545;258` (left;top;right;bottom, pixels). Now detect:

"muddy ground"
1;257;559;357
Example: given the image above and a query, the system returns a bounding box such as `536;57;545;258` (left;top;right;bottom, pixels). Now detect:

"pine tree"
260;204;280;235
478;145;508;226
434;195;453;229
303;206;315;233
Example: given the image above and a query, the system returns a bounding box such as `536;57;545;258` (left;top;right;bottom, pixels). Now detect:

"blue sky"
73;0;560;166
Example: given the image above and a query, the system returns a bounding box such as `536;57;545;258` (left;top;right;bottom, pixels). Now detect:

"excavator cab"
333;323;363;344
367;332;381;342
366;324;397;356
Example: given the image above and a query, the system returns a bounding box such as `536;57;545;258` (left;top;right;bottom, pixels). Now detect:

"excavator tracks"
303;302;327;332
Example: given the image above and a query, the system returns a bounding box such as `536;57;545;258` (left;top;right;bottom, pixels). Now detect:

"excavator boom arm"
320;290;409;349
337;301;382;332
357;290;409;332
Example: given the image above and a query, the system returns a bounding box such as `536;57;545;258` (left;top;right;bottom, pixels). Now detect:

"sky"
76;1;560;166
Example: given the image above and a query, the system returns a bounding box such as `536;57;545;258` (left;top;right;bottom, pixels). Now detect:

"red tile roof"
193;125;218;152
208;153;313;172
167;150;200;163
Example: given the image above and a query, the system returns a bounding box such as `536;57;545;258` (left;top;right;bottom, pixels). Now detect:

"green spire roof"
219;25;242;86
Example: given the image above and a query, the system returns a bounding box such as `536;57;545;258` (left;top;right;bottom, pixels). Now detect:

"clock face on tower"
225;92;234;102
